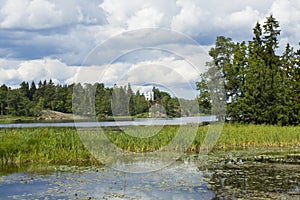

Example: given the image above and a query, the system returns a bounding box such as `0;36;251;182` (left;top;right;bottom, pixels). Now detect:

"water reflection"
0;116;216;128
0;154;300;199
0;162;215;200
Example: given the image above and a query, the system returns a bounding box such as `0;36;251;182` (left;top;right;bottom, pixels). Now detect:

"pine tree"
196;74;211;114
281;43;297;124
0;84;8;115
29;81;36;101
293;43;300;124
227;42;248;121
241;21;265;123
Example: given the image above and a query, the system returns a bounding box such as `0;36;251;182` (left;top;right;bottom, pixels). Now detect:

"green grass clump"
215;124;300;150
0;127;97;166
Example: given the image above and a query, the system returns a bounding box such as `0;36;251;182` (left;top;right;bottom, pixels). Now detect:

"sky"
0;0;299;99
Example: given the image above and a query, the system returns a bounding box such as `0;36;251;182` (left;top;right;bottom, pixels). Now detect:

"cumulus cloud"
211;6;262;40
0;58;77;86
1;0;64;29
216;6;260;29
0;56;202;98
1;0;300;97
0;0;105;29
92;56;202;98
171;0;209;35
268;0;300;47
0;0;107;64
127;7;164;29
99;0;177;29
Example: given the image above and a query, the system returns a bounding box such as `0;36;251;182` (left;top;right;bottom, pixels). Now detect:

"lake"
0;116;217;128
1;151;300;199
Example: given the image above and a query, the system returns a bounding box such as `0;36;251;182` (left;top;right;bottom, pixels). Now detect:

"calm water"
0;116;217;128
1;152;300;199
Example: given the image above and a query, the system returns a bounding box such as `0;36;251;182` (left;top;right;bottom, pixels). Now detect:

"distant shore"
0;110;210;124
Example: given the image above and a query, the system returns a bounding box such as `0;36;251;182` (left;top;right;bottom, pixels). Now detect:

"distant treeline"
197;15;300;125
0;80;199;118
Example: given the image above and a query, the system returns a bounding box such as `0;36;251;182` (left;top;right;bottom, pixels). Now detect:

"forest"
0;80;197;119
197;15;300;125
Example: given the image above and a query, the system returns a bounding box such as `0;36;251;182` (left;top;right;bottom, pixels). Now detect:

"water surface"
1;151;300;199
0;116;216;128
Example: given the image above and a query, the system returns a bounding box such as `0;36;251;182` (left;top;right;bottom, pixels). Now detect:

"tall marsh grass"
0;124;299;165
216;124;300;150
0;127;96;166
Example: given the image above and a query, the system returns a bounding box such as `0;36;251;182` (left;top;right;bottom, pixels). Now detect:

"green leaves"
197;15;300;125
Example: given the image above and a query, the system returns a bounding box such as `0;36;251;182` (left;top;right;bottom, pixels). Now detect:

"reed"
215;124;300;150
0;124;299;166
0;127;97;166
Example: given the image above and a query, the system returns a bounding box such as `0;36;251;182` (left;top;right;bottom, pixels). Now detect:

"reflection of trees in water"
206;164;300;199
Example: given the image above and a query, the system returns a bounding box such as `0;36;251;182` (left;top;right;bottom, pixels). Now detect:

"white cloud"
99;0;178;32
1;0;300;98
1;0;63;29
269;0;300;47
211;6;262;40
126;57;199;85
99;0;144;27
216;6;261;29
0;0;104;29
171;0;209;35
61;52;204;99
85;56;202;99
127;7;164;30
0;58;77;86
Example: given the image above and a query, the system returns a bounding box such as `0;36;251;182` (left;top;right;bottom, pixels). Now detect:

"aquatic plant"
0;124;299;166
0;127;97;166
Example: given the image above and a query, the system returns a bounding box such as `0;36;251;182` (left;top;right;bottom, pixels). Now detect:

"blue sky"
0;0;299;98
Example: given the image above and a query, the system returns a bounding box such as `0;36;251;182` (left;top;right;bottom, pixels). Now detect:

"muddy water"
1;150;300;199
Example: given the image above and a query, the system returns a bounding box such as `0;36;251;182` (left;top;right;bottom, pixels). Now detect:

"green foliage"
112;85;129;116
197;15;300;125
0;84;8;116
196;75;211;114
129;90;148;116
152;87;181;117
1;80;186;119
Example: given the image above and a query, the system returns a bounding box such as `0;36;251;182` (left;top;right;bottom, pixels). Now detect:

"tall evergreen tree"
227;42;248;121
240;22;266;123
29;81;36;101
0;84;8;115
293;44;300;124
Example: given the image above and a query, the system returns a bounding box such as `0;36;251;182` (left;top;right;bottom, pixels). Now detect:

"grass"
0;115;37;123
0;124;299;166
0;127;97;166
216;124;300;150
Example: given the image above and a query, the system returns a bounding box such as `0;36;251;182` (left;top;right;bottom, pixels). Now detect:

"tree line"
0;80;73;117
0;80;198;119
197;15;300;125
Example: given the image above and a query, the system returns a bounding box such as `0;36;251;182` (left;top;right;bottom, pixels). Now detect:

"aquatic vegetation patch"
0;124;299;166
0;127;98;166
